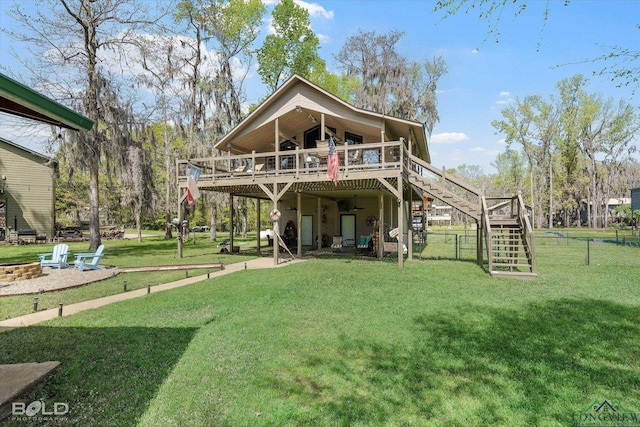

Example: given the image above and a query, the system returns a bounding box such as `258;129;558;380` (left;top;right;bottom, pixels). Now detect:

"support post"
378;192;384;258
317;197;322;251
229;194;234;253
256;199;261;254
177;191;184;258
397;181;404;269
297;192;302;257
476;218;483;266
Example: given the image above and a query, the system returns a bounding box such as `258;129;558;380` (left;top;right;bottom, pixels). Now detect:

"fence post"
455;234;459;260
586;239;590;265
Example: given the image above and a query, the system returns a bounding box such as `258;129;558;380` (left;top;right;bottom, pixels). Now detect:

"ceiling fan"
352;194;362;211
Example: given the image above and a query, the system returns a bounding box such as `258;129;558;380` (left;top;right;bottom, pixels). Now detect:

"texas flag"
186;162;201;205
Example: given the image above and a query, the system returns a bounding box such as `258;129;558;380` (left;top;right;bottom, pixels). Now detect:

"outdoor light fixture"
295;105;301;113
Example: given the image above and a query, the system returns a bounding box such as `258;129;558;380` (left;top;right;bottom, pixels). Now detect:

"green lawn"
0;234;258;319
1;238;639;426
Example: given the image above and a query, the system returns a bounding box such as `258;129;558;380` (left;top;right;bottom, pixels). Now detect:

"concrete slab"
0;361;61;407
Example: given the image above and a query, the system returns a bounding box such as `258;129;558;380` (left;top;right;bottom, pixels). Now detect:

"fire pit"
0;262;43;282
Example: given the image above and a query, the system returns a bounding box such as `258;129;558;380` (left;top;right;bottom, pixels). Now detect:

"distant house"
632;188;640;212
0;137;57;241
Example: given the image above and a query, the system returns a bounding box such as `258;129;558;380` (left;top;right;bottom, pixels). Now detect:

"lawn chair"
356;235;372;253
73;244;105;272
331;235;343;252
39;243;69;269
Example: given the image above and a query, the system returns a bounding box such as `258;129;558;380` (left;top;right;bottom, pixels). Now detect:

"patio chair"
331;235;343;252
73;244;105;272
356;235;372;253
39;243;70;269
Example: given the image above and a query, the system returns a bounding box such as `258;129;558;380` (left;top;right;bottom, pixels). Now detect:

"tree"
335;30;448;138
7;0;165;249
257;0;322;92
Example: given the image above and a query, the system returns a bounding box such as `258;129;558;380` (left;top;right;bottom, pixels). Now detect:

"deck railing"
177;140;404;184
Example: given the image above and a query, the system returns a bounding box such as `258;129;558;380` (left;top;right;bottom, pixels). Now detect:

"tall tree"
7;0;163;249
257;0;322;92
335;30;448;138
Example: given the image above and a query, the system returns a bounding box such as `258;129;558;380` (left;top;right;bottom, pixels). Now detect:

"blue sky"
1;0;638;173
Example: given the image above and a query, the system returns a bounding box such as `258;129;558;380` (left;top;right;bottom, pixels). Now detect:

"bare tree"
6;0;165;249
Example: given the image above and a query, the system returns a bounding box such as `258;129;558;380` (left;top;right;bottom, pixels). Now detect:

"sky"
0;0;638;173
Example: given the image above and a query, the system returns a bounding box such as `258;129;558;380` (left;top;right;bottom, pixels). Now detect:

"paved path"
0;257;303;328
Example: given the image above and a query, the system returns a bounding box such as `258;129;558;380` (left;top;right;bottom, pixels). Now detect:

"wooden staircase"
406;153;536;279
482;196;537;279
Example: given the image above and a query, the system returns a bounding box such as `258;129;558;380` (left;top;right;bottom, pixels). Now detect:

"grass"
0;236;639;426
0;234;258;320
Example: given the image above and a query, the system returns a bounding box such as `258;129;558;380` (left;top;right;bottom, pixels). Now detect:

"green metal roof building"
0;72;93;242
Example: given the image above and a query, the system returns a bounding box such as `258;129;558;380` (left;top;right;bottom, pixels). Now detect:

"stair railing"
481;196;493;272
516;192;536;274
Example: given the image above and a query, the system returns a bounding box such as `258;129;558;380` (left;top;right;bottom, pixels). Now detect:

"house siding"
632;188;640;212
0;139;56;240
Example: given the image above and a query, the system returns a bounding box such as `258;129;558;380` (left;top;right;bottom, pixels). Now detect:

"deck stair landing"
406;153;536;279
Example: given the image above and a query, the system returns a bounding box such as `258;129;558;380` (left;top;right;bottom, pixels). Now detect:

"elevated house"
177;75;536;278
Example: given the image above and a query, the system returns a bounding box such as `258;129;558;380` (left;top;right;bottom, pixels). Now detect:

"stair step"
489;271;538;280
491;262;532;268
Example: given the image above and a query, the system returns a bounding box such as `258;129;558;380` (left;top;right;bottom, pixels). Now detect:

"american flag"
327;137;339;185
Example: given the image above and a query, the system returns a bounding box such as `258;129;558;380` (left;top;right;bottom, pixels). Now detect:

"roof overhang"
215;75;430;163
0;72;94;131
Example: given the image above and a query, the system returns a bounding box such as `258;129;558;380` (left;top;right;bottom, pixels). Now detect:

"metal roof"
0;72;94;131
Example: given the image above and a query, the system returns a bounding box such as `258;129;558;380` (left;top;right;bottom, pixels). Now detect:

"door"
340;214;356;245
301;215;313;246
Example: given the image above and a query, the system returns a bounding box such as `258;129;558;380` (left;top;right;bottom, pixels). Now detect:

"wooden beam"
377;177;399;197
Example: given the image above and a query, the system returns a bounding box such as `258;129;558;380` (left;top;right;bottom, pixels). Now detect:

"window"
304;125;336;149
344;132;363;145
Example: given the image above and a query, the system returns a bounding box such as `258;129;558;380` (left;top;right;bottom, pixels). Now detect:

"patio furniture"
357;235;372;253
331;235;343;252
39;243;69;269
73;244;105;272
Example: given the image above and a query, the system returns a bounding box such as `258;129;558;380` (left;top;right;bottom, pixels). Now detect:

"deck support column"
397;180;404;269
229;194;234;253
256;199;261;254
378;192;384;258
297;192;302;257
273;197;279;266
177;190;184;259
317;198;322;251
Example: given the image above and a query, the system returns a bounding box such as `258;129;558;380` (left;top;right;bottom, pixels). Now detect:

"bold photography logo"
572;400;640;427
12;400;69;418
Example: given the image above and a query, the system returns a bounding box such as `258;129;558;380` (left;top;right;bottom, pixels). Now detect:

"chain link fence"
410;230;640;268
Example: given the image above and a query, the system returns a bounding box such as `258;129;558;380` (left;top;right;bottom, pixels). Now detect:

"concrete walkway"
0;256;303;328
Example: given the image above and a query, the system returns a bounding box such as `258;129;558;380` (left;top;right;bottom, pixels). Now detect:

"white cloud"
498;91;511;97
496;138;506;145
471;48;479;54
470;146;485;152
430;132;469;144
317;33;331;43
295;0;334;19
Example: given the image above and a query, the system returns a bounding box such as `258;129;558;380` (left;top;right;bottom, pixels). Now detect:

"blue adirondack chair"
39;243;70;269
73;244;105;272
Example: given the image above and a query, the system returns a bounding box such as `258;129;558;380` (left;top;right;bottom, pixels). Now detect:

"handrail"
404;148;482;197
481;196;493;272
176;140;404;182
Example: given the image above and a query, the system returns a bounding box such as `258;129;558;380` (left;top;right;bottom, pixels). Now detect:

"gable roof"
215;75;430;162
0;72;94;131
0;136;57;165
